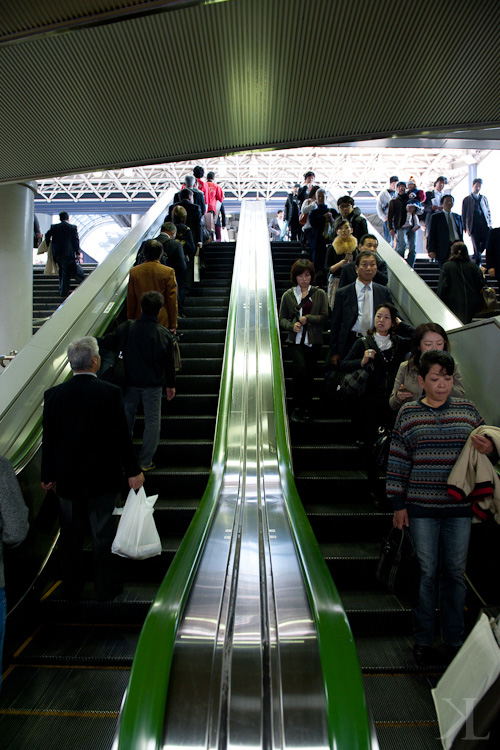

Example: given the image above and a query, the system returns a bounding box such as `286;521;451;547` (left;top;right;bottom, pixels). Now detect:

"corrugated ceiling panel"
0;0;499;182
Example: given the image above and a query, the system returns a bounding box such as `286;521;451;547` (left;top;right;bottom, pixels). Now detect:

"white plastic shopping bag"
111;487;161;559
432;612;500;749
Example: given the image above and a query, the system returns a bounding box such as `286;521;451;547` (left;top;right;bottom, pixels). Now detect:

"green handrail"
116;267;239;750
267;260;374;749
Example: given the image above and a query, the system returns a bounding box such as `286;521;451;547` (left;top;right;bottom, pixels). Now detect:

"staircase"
32;264;97;333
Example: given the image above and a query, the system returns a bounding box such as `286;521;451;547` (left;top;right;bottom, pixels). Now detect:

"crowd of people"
278;169;499;667
34;165;226;606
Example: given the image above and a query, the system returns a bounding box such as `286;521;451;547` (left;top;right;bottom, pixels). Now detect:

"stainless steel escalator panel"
162;201;329;749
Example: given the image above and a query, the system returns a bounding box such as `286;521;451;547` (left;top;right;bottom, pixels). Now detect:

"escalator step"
0;664;129;713
374;724;441;750
0;714;118;750
363;673;439;723
14;624;140;665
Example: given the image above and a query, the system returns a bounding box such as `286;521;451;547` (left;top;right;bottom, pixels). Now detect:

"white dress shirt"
352;279;373;334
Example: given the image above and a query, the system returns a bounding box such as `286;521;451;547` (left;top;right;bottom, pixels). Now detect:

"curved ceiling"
1;0;499;184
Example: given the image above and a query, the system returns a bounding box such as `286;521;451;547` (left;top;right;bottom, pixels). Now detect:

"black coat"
486;228;500;274
428;211;463;264
168;200;202;246
173;189;206;217
341;333;411;400
45;221;80;260
437;260;485;324
99;314;176;389
284;193;301;226
41;375;140;499
329;282;394;360
155;234;187;279
173;222;196;259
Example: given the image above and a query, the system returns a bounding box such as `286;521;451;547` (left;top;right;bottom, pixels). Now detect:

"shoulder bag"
376;525;420;601
341;338;373;397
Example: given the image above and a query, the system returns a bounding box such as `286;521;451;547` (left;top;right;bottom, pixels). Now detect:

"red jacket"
205;180;224;213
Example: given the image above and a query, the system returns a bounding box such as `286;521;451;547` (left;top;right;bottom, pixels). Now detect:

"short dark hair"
337;195;354;207
173;205;187;223
141;291;164;316
59;211;69;221
277;209;284;215
440;194;454;205
143;239;163;261
179;188;192;201
389;175;398;183
304;171;315;179
308;185;320;199
472;178;482;186
409;323;449;369
290;258;315;284
207;171;215;180
449;241;470;262
418;350;454;379
335;219;351;232
355;250;377;266
434;176;446;186
397;181;406;189
367;302;398;336
193;165;204;179
360;233;378;246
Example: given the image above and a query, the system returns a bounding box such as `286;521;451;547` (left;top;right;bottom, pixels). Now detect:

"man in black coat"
428;195;463;267
168;189;203;248
284;183;302;240
99;291;176;472
330;252;394;364
330;251;396;364
45;211;85;298
173;174;206;218
41;337;143;600
338;234;388;288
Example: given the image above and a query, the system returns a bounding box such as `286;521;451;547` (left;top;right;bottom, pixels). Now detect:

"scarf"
333;235;357;256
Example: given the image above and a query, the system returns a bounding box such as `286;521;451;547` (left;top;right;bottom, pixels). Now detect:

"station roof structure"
33;146;489;211
1;0;500;186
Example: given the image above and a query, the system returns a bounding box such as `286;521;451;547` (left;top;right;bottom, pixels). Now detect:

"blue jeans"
123;386;162;468
410;516;471;647
382;220;391;244
0;587;5;689
396;229;416;268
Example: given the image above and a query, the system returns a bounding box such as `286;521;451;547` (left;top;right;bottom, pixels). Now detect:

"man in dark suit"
45;211;85;298
41;337;143;600
168;188;203;248
428;195;463;267
330;251;395;365
338;234;388;288
173;174;206;218
462;178;492;264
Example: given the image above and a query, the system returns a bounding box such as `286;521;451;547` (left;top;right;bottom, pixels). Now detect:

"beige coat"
447;425;500;524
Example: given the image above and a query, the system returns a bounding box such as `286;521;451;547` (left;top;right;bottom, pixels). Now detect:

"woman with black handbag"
279;259;328;423
341;303;411;503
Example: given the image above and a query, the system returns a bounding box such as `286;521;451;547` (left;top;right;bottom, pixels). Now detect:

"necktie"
361;285;371;335
446;212;456;241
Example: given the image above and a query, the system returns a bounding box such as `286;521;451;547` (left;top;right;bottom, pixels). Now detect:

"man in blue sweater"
387;351;494;666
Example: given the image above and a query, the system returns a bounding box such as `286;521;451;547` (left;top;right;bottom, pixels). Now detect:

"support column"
468;162;477;194
0;181;37;354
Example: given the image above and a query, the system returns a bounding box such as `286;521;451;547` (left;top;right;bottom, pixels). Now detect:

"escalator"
0;243;235;750
272;241;445;750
